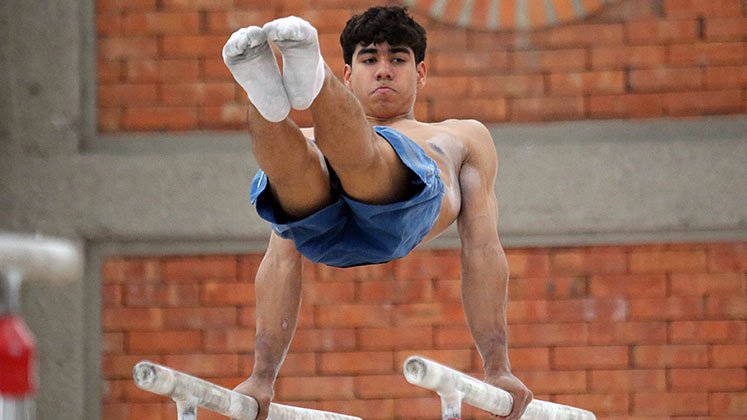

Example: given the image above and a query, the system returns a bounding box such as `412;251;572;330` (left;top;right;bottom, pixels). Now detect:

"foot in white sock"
222;26;290;122
263;16;325;110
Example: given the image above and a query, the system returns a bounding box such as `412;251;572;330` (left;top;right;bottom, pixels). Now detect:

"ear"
416;61;427;89
342;64;352;87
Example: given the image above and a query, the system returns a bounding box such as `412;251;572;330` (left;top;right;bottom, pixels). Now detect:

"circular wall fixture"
405;0;619;31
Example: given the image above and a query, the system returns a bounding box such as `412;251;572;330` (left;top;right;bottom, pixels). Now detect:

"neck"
366;109;416;126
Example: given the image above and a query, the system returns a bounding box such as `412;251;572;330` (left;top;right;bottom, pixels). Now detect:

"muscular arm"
456;122;532;419
234;232;302;419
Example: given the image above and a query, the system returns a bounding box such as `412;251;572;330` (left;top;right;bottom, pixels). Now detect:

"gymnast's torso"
302;117;490;246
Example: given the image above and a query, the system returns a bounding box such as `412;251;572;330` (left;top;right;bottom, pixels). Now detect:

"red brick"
427;29;468;51
276;352;316;376
122;12;200;35
629;67;703;92
316;261;394;282
589;369;666;392
468;75;545;98
431;51;509;74
671;272;745;295
705;296;747;319
316;304;392;327
162;256;237;283
97;15;124;36
98;107;122;132
664;0;743;17
588;321;668;345
509;298;627;323
97;0;156;14
531;24;624;47
202;328;254;352
511;49;587;72
711;344;747;367
591;46;667;69
302;281;355;304
420;76;470;99
164;354;239;377
102;284;123;307
102;403;165;420
629;297;703;320
122;106;198;130
508;277;588;300
358;327;433;350
669;90;744;116
669;43;745;66
161;0;233;10
279;376;355;400
98;38;158;60
433;279;460;302
103;308;163;331
128;330;202;353
590;274;667;297
98;84;157;107
161;35;227;58
200;57;233;80
201;282;254;305
507;347;550;371
518;370;587;394
431;97;506;121
549;71;625;95
588;93;667;118
634;345;709;368
434;325;472;348
625;19;699;44
670;368;746;391
124;283;200;307
710;392;747;415
705;66;747;89
670;320;746;343
393;303;465;326
204;10;277;33
199;104;246;128
125;59;199;83
102;258;161;283
707;242;747;272
290;328;356;352
633;392;708;415
704;17;746;40
357;279;433;304
553;346;629;370
162;307;237;329
319;351;393;374
103;332;125;354
511;96;584;122
505;250;550;277
160;82;235;106
630;249;707;273
508;323;588;346
354;374;429;399
553;393;629;415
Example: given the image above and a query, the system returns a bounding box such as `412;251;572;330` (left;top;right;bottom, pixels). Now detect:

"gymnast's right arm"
233;232;303;420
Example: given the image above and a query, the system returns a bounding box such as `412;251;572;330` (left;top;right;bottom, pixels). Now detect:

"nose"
375;61;393;80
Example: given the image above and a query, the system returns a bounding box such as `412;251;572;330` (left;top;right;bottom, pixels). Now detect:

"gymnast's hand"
232;376;274;420
484;371;533;420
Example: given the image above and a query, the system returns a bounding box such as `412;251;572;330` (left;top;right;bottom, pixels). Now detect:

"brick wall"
96;0;747;132
100;242;747;419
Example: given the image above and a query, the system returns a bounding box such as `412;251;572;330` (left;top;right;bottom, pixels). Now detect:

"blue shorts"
249;126;445;268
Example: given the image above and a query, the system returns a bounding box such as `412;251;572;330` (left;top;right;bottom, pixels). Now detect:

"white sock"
263;16;325;110
222;26;290;122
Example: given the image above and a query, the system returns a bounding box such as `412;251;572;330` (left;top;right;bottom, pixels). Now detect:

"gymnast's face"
343;42;426;120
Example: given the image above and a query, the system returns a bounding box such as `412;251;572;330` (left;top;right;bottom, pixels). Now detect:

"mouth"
372;86;396;94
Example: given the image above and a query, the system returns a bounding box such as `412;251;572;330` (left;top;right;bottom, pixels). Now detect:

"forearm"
251;246;303;382
461;244;511;375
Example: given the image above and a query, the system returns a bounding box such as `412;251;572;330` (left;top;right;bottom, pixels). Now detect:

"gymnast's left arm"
456;122;532;420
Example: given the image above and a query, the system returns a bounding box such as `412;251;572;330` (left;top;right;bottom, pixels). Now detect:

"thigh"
266;139;337;220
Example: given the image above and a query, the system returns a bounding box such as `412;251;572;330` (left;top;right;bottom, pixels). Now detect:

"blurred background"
1;0;745;418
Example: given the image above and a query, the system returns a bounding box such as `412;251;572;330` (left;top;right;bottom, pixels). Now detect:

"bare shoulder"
434;119;496;166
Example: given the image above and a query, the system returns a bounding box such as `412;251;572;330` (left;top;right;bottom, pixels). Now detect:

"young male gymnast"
222;6;533;419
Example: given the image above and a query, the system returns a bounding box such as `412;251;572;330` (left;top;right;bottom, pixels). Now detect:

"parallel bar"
133;361;362;420
0;234;82;284
403;356;597;420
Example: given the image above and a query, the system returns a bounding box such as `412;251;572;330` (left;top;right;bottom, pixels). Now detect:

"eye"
392;56;407;64
361;57;376;64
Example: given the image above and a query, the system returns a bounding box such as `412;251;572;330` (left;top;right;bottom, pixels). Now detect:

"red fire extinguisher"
1;269;35;420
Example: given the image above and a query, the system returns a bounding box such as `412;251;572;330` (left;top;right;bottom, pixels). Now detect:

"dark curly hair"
340;6;427;65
